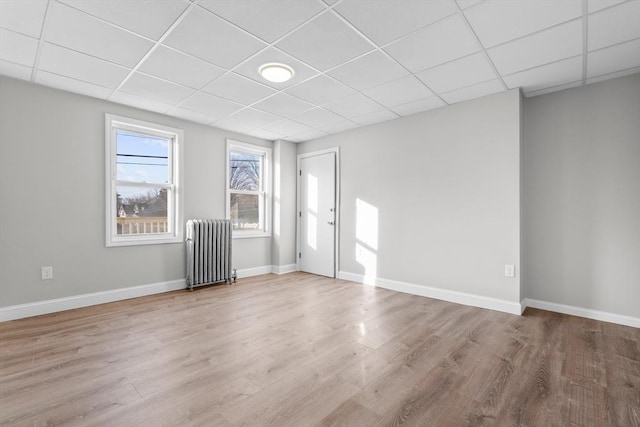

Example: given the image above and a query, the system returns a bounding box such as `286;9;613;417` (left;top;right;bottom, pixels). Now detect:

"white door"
300;152;336;277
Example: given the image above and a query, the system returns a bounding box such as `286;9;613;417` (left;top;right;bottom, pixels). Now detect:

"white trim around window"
105;114;183;247
226;140;272;239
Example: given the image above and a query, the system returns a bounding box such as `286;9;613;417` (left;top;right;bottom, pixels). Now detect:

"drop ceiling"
1;0;639;142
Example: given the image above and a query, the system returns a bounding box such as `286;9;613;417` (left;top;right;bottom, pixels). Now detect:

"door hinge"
299;211;301;217
298;252;302;259
299;170;302;176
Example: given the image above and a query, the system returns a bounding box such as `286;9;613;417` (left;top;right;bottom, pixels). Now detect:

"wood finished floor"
1;272;638;426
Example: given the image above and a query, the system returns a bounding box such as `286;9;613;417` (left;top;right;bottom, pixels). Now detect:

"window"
105;114;183;246
227;140;271;238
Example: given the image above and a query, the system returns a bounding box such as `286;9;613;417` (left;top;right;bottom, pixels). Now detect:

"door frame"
296;147;340;277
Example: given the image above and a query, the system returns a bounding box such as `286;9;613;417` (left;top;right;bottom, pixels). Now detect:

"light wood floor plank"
1;272;638;426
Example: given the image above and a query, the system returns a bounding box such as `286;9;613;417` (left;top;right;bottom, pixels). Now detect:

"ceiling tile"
284;74;354;105
0;60;32;81
227;108;282;128
334;0;455;46
119;72;195;105
264;119;314;137
316;119;360;134
440;79;504;104
363;75;434;108
390;96;447;117
199;0;324;43
138;46;224;90
276;12;373;71
416;52;496;94
324;92;384;118
488;20;582;76
110;91;174;114
290;128;328;142
212;118;255;134
351;109;398;126
169;107;214;125
46;2;154;68
163;6;266;69
327;50;409;91
586;66;639;84
457;0;484;9
587;39;640;78
293;108;345;128
503;56;583;93
35;70;113;99
247;128;287;140
464;0;582;48
253;93;314;117
38;43;130;89
0;0;47;38
525;81;583;97
385;14;480;72
233;47;319;90
0;29;38;67
588;1;640;51
203;72;275;105
179;92;243;119
588;0;625;14
58;0;188;40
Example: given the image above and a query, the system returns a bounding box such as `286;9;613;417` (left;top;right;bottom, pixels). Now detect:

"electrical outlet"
41;266;53;280
504;265;515;278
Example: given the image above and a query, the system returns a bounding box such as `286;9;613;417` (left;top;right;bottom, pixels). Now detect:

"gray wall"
272;139;297;267
0;77;271;307
298;89;522;303
4;70;636;318
523;74;640;318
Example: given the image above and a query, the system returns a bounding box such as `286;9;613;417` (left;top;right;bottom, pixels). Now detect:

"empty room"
1;0;639;425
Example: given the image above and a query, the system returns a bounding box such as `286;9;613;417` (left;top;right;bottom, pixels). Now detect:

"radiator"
185;219;235;290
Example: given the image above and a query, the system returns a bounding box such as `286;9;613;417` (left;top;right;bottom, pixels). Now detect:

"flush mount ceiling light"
259;63;294;83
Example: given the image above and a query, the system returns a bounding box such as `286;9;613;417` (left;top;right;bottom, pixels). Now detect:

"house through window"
105;114;183;246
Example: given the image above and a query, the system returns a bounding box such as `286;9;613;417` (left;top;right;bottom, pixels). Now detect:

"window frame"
226;139;272;239
105;114;183;247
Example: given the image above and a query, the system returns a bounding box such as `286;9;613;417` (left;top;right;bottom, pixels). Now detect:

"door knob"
328;221;334;225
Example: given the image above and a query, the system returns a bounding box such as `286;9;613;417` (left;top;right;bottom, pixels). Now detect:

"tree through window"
227;141;271;237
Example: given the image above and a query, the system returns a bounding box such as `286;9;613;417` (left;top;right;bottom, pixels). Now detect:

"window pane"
116;130;169;183
230;193;261;230
116;186;169;235
229;152;261;191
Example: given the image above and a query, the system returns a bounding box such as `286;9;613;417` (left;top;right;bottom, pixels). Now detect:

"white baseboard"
236;265;273;278
0;279;185;322
338;271;523;315
236;264;297;277
11;270;633;328
0;264;297;322
271;264;297;275
523;298;640;328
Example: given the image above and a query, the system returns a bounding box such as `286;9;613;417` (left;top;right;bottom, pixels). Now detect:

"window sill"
106;236;183;247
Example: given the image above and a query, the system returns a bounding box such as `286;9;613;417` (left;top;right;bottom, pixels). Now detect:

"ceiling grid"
0;0;637;142
29;0;53;83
